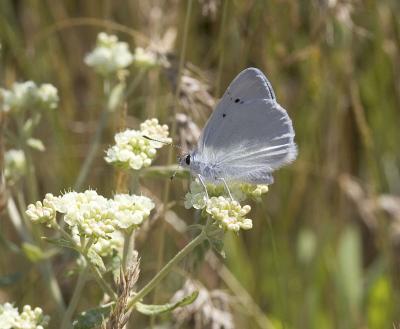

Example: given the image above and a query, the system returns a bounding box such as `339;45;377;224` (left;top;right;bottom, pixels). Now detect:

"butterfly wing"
197;68;297;184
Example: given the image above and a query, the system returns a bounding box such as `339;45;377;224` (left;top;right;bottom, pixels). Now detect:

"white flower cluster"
85;32;133;76
26;190;155;239
184;179;268;210
105;118;172;170
0;303;50;329
71;226;124;258
206;196;252;232
1;81;59;113
132;47;160;69
91;231;124;257
25;193;57;227
4;149;26;183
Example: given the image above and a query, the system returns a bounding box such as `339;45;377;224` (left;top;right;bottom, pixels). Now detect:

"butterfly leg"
218;178;234;200
197;174;209;200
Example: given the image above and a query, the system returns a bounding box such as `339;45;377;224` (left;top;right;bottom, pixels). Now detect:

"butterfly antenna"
143;135;182;180
142;135;182;150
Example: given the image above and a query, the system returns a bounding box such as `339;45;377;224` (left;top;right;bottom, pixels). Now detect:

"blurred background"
1;0;400;328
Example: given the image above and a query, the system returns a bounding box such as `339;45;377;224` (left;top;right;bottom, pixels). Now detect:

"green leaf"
337;225;363;317
87;248;106;273
136;291;198;316
27;138;45;151
21;242;46;262
42;237;78;251
72;303;114;329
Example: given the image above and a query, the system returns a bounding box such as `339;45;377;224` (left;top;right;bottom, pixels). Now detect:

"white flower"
184;179;268;210
1;81;37;113
112;194;155;229
0;303;19;329
37;84;59;110
4;149;26;183
91;230;125;257
0;81;58;113
85;32;133;76
140;118;172;147
206;196;252;232
0;303;50;329
132;47;159;69
105;119;171;170
27;190;155;239
56;190;116;239
25;193;57;226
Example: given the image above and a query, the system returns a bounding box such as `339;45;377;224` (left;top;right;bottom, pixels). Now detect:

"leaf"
21;242;46;262
72;303;114;329
87;248;106;273
0;272;23;287
42;237;78;251
107;83;125;112
136;291;198;316
27;138;45;151
337;225;363;315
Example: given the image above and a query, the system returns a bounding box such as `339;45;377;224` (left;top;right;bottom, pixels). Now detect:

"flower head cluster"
206;196;252;232
0;81;59;113
105;118;172;170
85;32;133;76
4;149;26;184
184;179;268;210
26;190;155;239
132;47;160;69
91;231;125;257
0;303;50;329
25;193;57;227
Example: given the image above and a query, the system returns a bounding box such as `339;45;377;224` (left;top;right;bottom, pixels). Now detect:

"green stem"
127;229;206;310
59;267;89;329
154;0;193;302
122;228;135;270
58;227;117;299
74;104;110;191
7;197;66;314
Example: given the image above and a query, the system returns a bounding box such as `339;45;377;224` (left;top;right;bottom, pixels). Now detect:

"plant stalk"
127;229;206;310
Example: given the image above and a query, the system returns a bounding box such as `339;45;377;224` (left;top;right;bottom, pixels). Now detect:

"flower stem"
154;0;194;303
58;227;117;299
60;267;89;329
127;228;206;310
74;104;110;191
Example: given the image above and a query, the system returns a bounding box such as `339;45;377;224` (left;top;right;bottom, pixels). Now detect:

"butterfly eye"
185;154;191;165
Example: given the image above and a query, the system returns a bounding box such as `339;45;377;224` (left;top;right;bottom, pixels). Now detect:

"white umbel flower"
37;84;59;110
27;190;155;239
105;118;171;170
56;190;116;239
112;194;155;229
184;179;268;210
0;81;59;113
4;149;26;183
206;196;252;232
85;32;133;76
1;81;37;113
0;303;50;329
132;47;160;69
0;303;19;329
25;193;57;227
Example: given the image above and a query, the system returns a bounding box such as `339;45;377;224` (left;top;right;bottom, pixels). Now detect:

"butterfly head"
178;153;192;168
